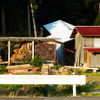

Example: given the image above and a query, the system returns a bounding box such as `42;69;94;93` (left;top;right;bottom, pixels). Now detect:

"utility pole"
30;1;37;37
27;0;31;37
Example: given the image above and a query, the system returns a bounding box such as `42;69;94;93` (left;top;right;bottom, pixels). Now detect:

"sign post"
73;84;76;96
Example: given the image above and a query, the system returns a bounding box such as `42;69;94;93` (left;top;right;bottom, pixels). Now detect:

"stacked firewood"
0;56;2;62
10;42;55;63
10;43;32;63
35;42;55;61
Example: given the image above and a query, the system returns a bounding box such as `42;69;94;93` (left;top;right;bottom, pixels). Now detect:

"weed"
30;56;43;69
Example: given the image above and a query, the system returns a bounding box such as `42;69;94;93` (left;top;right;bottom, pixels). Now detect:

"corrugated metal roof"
76;26;100;36
43;20;75;43
85;48;100;52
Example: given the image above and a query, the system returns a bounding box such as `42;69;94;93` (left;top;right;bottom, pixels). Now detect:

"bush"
54;64;62;70
0;65;8;74
30;56;43;69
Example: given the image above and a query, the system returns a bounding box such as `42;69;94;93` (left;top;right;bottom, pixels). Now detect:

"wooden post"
74;45;80;67
32;41;34;59
8;41;10;66
84;50;87;67
87;51;90;67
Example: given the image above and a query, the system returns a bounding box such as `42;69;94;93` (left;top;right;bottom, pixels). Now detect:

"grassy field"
82;72;100;96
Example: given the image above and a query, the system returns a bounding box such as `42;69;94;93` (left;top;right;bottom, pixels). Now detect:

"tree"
1;0;6;35
27;0;31;37
85;0;100;25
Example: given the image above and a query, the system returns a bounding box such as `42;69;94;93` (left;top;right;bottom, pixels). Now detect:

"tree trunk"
1;2;6;35
30;1;37;37
27;0;31;37
99;0;100;16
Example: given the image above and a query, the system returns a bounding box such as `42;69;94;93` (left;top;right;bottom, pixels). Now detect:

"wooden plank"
0;37;59;42
87;51;90;67
6;64;31;69
74;45;80;67
84;50;87;67
0;61;8;64
8;41;10;66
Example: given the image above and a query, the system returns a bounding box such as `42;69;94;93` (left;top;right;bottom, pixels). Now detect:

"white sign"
0;75;86;85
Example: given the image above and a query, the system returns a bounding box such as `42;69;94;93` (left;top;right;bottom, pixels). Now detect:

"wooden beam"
32;41;34;59
0;37;59;42
84;50;87;67
74;45;80;67
87;51;90;68
8;41;10;66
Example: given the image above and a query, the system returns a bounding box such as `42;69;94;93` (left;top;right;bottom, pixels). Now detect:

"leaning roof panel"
43;20;75;43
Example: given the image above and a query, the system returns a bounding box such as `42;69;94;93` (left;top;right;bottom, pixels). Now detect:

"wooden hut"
43;20;75;65
71;26;100;68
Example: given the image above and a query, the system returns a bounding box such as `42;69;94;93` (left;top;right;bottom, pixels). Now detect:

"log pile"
10;42;55;63
35;42;55;61
6;64;40;74
0;56;2;62
10;43;32;63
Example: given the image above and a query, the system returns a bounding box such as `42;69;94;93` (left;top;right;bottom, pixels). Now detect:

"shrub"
0;65;7;74
54;64;62;70
30;56;43;69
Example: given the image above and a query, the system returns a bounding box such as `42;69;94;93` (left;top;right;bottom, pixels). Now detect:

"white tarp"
43;20;75;43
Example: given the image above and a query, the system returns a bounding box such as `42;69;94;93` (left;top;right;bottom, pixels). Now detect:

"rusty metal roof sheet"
76;26;100;36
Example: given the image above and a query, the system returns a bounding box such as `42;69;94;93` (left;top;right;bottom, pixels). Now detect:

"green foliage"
0;82;97;96
0;0;100;36
77;81;97;94
30;56;43;69
0;65;7;74
54;64;62;70
0;84;22;90
83;73;100;76
68;68;84;75
94;14;100;25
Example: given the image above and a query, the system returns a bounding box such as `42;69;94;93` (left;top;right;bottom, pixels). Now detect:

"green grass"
85;93;100;97
83;73;100;76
